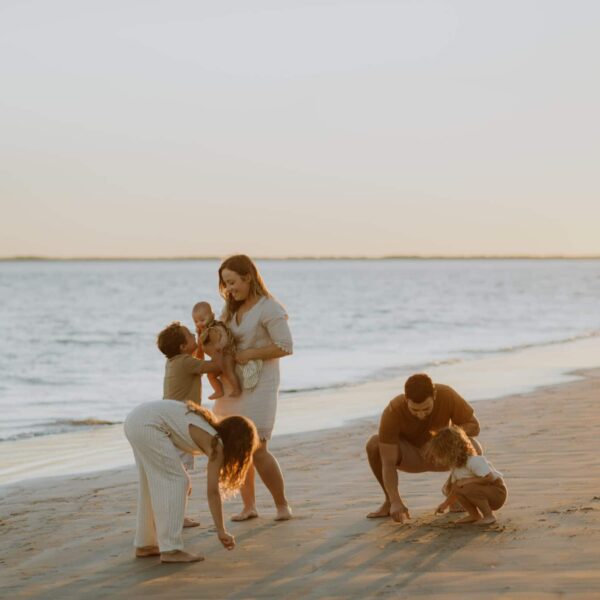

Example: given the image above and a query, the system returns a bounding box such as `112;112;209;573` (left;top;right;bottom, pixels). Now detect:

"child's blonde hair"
426;425;476;469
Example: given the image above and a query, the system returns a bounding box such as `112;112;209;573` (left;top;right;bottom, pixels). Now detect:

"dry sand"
1;369;600;599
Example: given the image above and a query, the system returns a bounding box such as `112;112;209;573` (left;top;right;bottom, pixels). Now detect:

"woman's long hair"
218;255;271;322
185;402;259;496
425;425;476;469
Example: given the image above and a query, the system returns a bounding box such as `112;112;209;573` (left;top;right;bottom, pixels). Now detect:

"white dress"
213;296;293;440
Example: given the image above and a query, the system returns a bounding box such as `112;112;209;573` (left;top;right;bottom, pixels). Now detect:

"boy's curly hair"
425;425;476;469
157;321;187;358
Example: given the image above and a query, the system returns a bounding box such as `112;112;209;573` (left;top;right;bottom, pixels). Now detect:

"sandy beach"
2;369;600;599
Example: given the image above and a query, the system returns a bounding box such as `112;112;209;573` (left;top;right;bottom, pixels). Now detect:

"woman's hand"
218;531;236;550
235;349;254;365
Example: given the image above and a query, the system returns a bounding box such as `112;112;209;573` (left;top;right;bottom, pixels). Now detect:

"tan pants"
453;478;507;514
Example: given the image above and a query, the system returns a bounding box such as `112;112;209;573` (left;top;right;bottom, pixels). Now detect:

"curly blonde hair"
426;425;476;469
185;402;259;497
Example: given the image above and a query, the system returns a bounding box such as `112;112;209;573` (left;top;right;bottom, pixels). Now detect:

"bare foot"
367;502;391;519
135;545;160;558
160;550;205;563
209;392;224;400
455;515;481;525
274;505;293;521
229;388;242;398
183;517;200;528
475;515;497;526
449;502;465;513
231;508;259;522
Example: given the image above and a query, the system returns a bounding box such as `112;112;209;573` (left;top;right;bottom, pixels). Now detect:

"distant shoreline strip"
3;255;600;262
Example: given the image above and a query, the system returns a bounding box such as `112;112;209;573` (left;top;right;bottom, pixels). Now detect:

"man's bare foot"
183;517;200;528
455;515;481;525
209;392;224;400
231;508;259;522
274;504;293;521
135;545;160;558
475;515;497;526
367;502;391;518
160;550;205;563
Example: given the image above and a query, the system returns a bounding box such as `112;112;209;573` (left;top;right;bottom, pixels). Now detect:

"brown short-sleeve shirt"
163;354;206;404
378;384;475;448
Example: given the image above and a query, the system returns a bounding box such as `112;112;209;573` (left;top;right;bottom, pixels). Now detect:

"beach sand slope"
1;370;600;599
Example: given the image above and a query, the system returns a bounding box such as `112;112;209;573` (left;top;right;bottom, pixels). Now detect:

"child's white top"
451;455;503;482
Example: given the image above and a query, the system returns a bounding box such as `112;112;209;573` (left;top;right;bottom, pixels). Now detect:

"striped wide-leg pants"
124;419;191;552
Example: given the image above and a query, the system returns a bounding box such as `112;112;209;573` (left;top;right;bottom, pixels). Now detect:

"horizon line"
2;254;600;261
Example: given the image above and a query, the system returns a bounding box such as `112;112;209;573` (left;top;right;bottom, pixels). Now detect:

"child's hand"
218;531;236;550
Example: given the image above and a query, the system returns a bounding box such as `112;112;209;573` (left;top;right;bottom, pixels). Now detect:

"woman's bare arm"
206;445;235;550
235;343;291;364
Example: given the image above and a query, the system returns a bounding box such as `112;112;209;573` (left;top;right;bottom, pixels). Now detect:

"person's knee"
366;434;380;456
253;443;269;464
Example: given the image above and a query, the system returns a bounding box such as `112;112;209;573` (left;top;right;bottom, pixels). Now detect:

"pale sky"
1;0;599;258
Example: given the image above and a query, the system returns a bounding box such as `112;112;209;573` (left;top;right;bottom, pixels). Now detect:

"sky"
1;0;599;258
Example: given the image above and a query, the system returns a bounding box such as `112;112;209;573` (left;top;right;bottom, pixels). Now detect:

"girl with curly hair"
427;425;507;525
124;400;259;563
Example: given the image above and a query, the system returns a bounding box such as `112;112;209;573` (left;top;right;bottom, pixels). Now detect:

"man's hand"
390;501;410;523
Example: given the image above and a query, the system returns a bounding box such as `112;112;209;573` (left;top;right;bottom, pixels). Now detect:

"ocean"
1;258;599;443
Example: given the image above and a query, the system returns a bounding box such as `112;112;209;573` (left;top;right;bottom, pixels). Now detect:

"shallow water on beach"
1;258;599;442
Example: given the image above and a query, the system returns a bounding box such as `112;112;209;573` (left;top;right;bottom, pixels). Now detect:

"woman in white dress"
124;399;258;563
214;255;293;521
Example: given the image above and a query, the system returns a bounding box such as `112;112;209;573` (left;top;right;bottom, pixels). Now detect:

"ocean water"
1;259;599;442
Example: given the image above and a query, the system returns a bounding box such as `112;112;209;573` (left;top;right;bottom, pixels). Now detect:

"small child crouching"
427;426;507;525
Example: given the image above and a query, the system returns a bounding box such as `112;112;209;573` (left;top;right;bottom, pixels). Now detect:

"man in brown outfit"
366;373;481;523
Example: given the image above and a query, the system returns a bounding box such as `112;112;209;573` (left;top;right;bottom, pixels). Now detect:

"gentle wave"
0;418;122;442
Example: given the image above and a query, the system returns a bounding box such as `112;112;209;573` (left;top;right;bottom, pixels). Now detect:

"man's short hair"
157;321;187;358
405;373;434;403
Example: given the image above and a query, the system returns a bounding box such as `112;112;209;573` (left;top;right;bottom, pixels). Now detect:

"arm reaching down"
379;442;410;523
206;444;235;550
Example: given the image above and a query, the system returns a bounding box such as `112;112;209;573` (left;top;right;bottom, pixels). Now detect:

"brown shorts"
396;439;449;473
453;478;507;511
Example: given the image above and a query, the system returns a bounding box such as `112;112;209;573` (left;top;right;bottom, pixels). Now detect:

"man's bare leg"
365;434;392;518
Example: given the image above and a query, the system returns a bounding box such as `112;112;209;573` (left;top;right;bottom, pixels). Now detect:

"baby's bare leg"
222;353;242;397
208;372;225;399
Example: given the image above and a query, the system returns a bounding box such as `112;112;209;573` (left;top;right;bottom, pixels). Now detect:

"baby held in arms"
192;302;242;398
427;426;508;525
